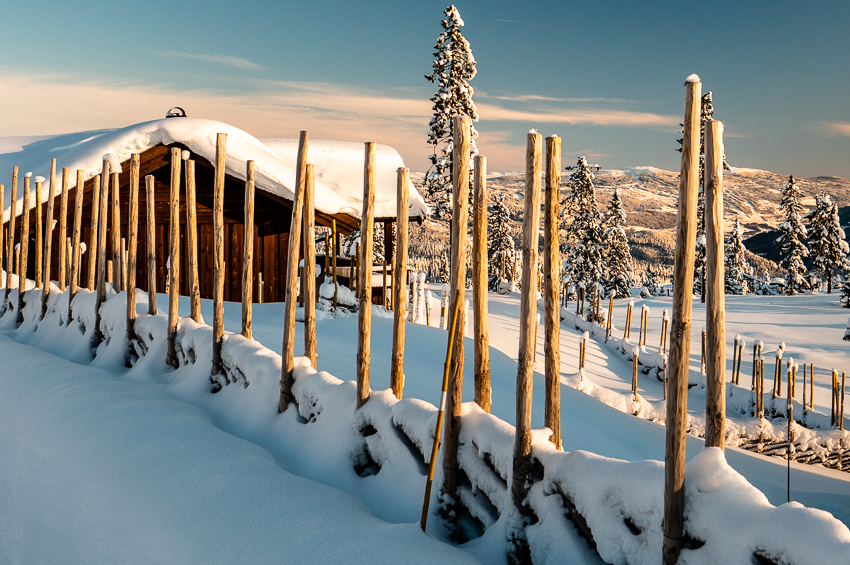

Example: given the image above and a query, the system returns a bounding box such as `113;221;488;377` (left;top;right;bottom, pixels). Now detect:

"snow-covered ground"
0;278;848;563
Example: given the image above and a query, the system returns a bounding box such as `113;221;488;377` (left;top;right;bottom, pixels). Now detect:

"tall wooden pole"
242;161;255;339
356;142;377;409
391;167;410;400
126;155;140;341
279;131;307;412
145;175;157;315
331;219;338;308
512;131;542;515
0;183;3;305
663;75;701;565
472;155;491;413
111;168;122;291
166;148;181;368
705;119;726;451
35;176;43;289
93;161;111;346
69;170;84;320
303;164;317;367
212;134;228;375
41;159;57;316
5;167;18;306
87;174;101;291
443;116;471;505
57;168;69;291
17;174;31;326
544;135;562;449
186;159;201;323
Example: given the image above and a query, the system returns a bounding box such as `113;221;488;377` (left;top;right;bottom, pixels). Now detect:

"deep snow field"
0;277;849;564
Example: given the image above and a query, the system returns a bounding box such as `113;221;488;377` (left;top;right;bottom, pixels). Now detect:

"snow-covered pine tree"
487;194;514;291
724;218;751;294
603;187;633;298
424;4;479;221
562;157;606;294
776;175;810;295
806;192;849;293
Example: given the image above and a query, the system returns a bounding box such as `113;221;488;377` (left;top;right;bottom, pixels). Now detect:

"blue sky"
1;1;848;177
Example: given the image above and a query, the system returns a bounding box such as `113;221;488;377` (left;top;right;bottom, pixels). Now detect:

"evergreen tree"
807;192;849;293
487;195;514;291
603;187;633;298
724;218;751;294
424;5;479;221
562;157;605;292
776;175;809;295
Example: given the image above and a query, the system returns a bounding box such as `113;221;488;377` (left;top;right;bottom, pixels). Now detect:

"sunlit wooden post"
472;155;491;412
242;161;255;338
41;160;57;317
166;148;181;368
279;131;307;411
512;131;542;517
17;174;32;326
705;119;727;451
212;134;228;375
144;175;157;315
4;167;18;307
35;175;43;289
663;75;701;565
186;158;201;323
57;168;70;292
126;155;140;341
111;168;122;291
544;135;561;448
93;161;111;346
87;174;101;291
303;164;317;367
69;170;84;320
391;167;410;400
331;219;338;308
356;142;377;409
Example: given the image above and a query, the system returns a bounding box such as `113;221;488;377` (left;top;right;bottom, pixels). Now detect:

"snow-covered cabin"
0;117;427;303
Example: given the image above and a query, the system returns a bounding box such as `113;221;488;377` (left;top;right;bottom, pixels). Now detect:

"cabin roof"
1;117;429;223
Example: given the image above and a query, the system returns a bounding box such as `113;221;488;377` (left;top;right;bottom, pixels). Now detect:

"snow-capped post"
473;154;491;413
241;160;255;339
774;348;784;398
303;164;317;368
110;168;122;292
86;174;101;291
4;166;18;308
213;133;229;379
165;148;182;368
69;170;84;320
356;142;377;410
35;176;43;290
512;130;542;522
17;174;31;326
390;167;410;400
126;154;140;342
705;118;727;451
663;74;700;565
41;159;57;317
605;290;615;343
660;309;669;355
93;160;111;347
632;346;639;401
145;175;157;316
639;305;648;347
57;168;70;291
624;300;633;341
443;116;472;517
544;136;561;447
185;157;201;324
331;219;338;309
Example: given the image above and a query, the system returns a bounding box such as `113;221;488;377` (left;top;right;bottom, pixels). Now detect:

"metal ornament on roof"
165;107;187;118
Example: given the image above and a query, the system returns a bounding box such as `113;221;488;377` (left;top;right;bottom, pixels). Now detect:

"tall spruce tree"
724;218;751;294
487;195;515;291
807;192;849;293
603;187;633;298
562;157;605;292
424;4;478;221
776;175;809;294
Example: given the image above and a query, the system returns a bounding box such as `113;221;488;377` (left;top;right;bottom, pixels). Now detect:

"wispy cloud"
823;122;850;136
476;103;678;128
158;51;261;70
486;94;639;104
496;18;531;25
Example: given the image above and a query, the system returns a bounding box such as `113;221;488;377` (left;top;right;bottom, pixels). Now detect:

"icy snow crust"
0;280;848;564
0;118;428;222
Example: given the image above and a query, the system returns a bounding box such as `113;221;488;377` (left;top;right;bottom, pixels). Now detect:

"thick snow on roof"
0;118;428;222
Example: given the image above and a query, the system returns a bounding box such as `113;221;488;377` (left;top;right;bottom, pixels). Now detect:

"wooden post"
280;131;307;411
663;75;700;565
639;305;648;347
632;346;639;401
121;240;127;295
832;370;838;426
185;159;201;323
443;117;471;511
166;148;181;368
258;273;264;304
356;142;377;409
701;328;707;375
57;168;70;292
126;154;140;341
512;130;542;517
4;167;18;307
544;136;561;448
69;170;84;320
35;176;43;289
736;340;744;385
625;300;633;340
382;260;388;310
111;169;122;292
391;167;410;400
472;154;492;413
324;232;329;276
65;237;72;288
303;164;317;368
605;291;616;342
93;161;111;346
841;371;846;431
705;119;727;451
331;219;338;308
775;350;783;398
661;309;669;355
17;174;31;325
41;160;57;317
87;174;101;291
242;161;255;339
144;175;157;315
803;363;808;411
810;364;814;410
